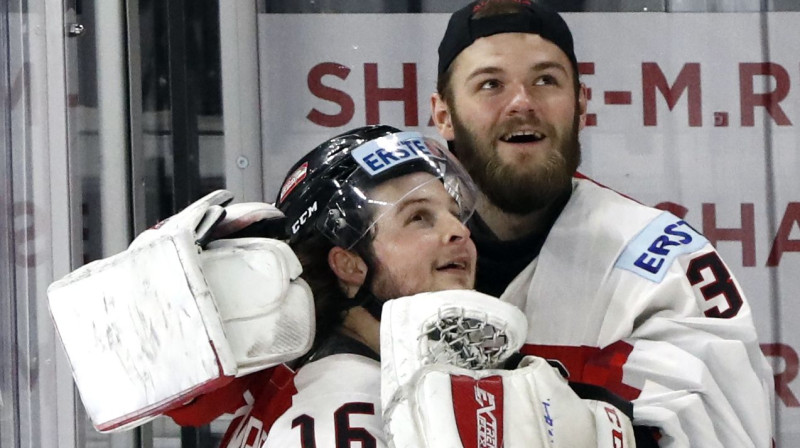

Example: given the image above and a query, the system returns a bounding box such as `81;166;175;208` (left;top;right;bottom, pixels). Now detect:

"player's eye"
534;74;559;86
405;207;435;227
449;203;462;221
479;79;501;90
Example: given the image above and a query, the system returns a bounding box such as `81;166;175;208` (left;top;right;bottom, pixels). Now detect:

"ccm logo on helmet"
615;212;708;283
352;131;435;176
292;201;318;234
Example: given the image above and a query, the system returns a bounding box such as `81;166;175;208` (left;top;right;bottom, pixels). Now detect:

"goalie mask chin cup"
276;125;478;250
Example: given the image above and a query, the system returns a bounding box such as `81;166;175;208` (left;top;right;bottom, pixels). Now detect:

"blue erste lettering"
648;235;680;256
616;213;707;282
393;145;410;159
376;148;401;166
634;253;664;274
411;138;431;155
664;221;693;244
399;140;418;155
362;153;383;171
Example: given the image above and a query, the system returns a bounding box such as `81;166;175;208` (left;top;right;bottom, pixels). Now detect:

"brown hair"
292;231;377;348
292;234;343;344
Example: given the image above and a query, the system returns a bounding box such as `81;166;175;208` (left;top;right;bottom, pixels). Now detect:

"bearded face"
435;34;585;216
450;104;581;215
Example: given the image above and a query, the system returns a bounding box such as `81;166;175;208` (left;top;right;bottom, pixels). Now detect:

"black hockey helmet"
276;125;478;249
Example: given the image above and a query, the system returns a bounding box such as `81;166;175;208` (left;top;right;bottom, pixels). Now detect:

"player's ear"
328;246;368;298
431;93;455;141
577;82;588;130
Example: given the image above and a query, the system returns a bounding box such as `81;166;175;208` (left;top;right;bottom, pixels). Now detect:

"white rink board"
258;13;800;445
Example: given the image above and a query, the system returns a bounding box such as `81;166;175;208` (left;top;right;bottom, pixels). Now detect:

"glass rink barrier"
2;0;798;446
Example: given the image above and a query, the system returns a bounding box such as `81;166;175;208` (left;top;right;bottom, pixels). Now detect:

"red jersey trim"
520;341;641;401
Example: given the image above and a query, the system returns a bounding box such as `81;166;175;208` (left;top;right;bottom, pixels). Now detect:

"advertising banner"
259;12;799;444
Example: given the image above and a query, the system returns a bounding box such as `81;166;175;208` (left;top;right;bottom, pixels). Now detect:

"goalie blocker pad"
47;236;314;432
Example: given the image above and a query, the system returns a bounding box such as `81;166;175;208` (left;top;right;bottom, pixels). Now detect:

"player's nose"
506;83;537;116
442;213;470;244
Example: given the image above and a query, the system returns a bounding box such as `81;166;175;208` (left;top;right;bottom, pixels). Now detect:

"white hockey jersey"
497;177;774;447
165;353;383;448
259;354;384;447
180;354;384;448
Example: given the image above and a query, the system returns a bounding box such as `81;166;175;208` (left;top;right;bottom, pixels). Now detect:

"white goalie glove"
47;190;314;432
380;290;636;448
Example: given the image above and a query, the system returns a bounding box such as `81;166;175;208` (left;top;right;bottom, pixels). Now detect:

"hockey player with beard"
430;1;774;446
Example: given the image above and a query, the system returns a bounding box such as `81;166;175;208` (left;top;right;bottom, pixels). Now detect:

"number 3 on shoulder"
686;251;744;318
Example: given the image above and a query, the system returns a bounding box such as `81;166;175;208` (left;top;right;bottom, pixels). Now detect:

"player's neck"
475;193;557;241
340;306;381;355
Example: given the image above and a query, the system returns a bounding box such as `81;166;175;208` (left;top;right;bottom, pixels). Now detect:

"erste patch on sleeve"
615;212;708;283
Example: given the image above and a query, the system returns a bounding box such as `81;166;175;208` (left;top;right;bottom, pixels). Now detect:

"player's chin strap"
338;266;385;321
351;286;384;321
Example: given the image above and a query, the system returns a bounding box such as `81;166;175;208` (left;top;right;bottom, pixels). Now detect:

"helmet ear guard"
276;126;478;250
